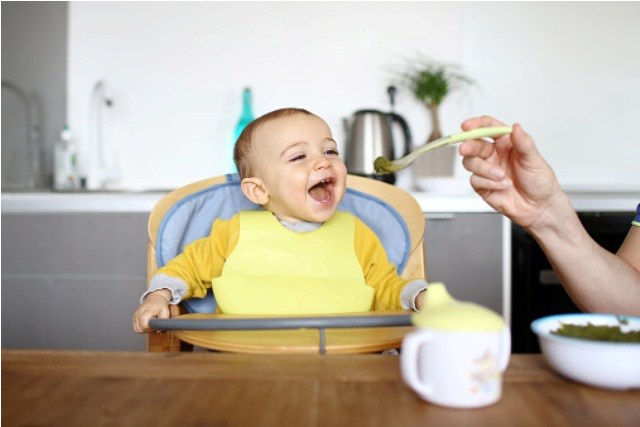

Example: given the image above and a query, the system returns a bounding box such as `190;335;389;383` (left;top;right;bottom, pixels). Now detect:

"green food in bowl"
552;322;640;342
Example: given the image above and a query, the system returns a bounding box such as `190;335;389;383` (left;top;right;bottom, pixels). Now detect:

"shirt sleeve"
140;274;187;304
153;215;240;300
632;203;640;227
353;217;422;311
402;279;428;311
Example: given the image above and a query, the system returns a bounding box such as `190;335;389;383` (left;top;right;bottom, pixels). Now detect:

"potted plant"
400;57;473;143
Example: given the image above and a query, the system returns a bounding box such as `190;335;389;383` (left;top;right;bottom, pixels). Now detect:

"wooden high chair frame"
146;174;426;353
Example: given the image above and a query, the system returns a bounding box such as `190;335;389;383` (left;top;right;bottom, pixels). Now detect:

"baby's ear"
240;177;269;205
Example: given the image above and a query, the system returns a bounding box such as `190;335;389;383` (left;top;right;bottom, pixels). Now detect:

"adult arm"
459;115;640;315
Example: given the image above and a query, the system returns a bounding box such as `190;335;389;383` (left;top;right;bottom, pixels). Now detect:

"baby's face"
252;113;347;223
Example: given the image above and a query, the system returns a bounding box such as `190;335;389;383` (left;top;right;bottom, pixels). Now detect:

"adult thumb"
511;123;539;159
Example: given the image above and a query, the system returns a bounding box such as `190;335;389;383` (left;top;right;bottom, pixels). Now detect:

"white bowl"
531;313;640;390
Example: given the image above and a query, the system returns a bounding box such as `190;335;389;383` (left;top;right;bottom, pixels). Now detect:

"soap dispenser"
53;125;79;191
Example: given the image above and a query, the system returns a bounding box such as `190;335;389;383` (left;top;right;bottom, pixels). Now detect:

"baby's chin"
300;203;340;224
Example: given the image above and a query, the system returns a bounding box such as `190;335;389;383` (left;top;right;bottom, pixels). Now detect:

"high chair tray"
150;312;414;354
150;312;412;331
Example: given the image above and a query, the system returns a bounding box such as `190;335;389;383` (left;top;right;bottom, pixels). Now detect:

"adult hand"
459;115;563;229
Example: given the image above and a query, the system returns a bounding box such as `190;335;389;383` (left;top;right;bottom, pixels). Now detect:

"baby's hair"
234;108;316;179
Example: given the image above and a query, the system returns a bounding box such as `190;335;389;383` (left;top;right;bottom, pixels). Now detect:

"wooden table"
3;350;640;426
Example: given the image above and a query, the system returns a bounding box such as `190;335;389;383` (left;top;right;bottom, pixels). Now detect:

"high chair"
146;174;425;353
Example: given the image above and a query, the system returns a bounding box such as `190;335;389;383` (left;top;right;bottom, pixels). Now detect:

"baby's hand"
132;291;172;333
415;289;426;311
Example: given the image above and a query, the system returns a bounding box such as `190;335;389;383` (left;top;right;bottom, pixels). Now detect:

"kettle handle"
387;112;413;158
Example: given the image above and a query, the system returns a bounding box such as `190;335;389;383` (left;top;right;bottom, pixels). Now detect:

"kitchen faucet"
86;80;120;190
1;80;45;189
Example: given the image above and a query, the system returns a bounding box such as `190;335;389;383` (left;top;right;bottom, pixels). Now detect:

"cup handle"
400;331;433;398
498;326;511;371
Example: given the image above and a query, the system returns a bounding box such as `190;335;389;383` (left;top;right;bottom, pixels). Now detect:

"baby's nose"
313;155;332;169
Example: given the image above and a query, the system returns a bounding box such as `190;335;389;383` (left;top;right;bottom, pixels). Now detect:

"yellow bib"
212;210;374;314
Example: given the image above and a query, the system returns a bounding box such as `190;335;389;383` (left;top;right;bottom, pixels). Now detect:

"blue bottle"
234;87;254;142
230;87;254;173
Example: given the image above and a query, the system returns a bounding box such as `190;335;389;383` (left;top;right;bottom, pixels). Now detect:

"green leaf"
399;56;473;107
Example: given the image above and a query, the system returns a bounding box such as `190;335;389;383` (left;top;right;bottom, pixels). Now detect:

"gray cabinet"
423;213;504;315
1;213;148;350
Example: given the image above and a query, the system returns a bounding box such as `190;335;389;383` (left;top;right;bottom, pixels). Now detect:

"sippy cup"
400;283;511;408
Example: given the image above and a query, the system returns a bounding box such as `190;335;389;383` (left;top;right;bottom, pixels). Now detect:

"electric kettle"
343;89;412;185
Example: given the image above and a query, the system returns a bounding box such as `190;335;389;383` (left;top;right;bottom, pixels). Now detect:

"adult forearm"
526;198;640;315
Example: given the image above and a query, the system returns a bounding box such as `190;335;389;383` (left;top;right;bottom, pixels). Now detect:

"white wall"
459;2;640;190
68;2;640;191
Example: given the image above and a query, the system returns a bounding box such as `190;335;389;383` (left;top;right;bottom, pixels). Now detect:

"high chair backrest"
147;174;425;315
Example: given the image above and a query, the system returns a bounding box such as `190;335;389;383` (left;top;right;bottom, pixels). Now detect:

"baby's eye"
324;149;339;157
289;154;306;162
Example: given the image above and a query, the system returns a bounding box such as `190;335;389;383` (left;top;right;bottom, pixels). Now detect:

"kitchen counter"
2;183;637;351
3;176;639;214
2;187;638;214
1;190;168;213
0;190;493;214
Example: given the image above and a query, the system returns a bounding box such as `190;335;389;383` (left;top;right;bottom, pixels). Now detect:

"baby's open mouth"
308;178;335;203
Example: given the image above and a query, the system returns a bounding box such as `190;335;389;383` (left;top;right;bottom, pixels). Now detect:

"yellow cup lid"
412;283;504;332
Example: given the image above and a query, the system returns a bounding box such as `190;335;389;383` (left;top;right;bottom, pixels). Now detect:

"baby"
133;108;426;333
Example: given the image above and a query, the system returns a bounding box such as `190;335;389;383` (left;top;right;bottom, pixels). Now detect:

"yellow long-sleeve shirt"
157;211;411;311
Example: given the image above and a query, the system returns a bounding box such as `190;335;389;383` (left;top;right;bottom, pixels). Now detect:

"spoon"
373;126;512;175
